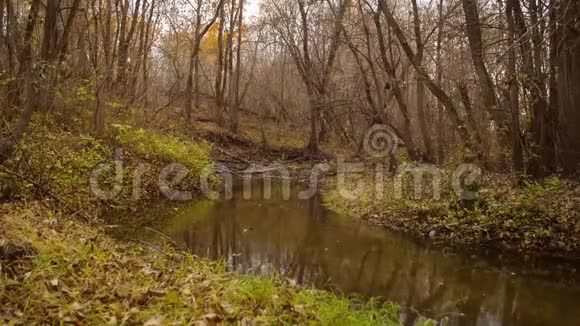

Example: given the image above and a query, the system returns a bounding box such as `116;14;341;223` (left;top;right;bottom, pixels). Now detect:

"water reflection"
156;179;580;325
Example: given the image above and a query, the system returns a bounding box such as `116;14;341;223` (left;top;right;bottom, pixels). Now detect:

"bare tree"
184;0;227;123
378;0;473;153
266;0;350;155
461;0;508;168
231;0;245;134
556;0;580;173
0;0;42;164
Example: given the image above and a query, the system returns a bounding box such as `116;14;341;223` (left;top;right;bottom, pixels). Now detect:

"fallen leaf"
144;317;163;326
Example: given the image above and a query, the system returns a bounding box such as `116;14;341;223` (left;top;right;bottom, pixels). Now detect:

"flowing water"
122;179;580;325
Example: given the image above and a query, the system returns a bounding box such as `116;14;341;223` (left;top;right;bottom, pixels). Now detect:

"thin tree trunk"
129;0;148;99
116;0;141;85
38;0;58;113
184;0;225;122
185;38;198;122
461;0;508;168
41;0;58;60
231;0;244;134
435;0;445;163
223;0;237;115
512;0;550;175
457;83;483;147
93;0;104;133
0;0;19;113
142;0;156;108
5;0;16;77
411;0;434;162
297;0;318;154
0;0;41;165
379;0;472;151
546;0;558;171
215;4;226;125
55;0;82;61
0;0;4;60
104;0;113;89
531;0;552;174
370;4;419;159
506;0;523;174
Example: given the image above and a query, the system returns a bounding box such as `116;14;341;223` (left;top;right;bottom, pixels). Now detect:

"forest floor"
0;114;428;325
2;110;580;324
0;202;412;325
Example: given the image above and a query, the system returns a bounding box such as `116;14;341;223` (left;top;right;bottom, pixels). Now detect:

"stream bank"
0;120;424;325
322;171;580;262
2;117;580;325
106;177;580;325
0;202;413;325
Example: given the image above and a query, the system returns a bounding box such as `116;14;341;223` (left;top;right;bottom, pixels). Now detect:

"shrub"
112;124;214;181
17;121;112;210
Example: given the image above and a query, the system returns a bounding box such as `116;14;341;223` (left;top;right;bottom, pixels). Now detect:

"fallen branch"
213;146;251;165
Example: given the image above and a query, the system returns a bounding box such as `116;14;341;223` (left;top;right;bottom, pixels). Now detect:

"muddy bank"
321;173;580;263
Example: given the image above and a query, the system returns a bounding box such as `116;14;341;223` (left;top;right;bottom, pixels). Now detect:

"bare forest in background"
1;0;579;177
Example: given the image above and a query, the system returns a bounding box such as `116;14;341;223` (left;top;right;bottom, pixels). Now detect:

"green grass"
0;203;426;325
112;123;215;179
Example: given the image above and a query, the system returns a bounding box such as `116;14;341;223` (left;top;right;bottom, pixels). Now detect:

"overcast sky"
246;0;261;19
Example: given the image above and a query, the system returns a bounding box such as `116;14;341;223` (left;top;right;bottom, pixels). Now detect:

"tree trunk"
370;8;419;160
557;0;580;174
41;0;58;60
0;0;5;74
0;0;41;165
411;0;434;162
461;0;508;168
103;0;113;89
0;0;4;58
142;0;156;108
116;0;141;86
435;0;446;163
5;0;16;77
380;0;472;152
214;4;226;125
307;94;320;155
184;0;225;122
546;0;559;172
129;0;148;99
222;0;236;122
231;0;244;134
185;41;199;122
512;0;550;176
457;83;483;147
506;0;523;174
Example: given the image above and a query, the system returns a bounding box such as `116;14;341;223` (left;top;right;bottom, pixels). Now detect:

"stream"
120;178;580;325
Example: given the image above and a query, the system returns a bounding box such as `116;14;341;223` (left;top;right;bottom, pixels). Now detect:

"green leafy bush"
17;121;112;210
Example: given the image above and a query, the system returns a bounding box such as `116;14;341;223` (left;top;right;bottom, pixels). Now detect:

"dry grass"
0;203;418;325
